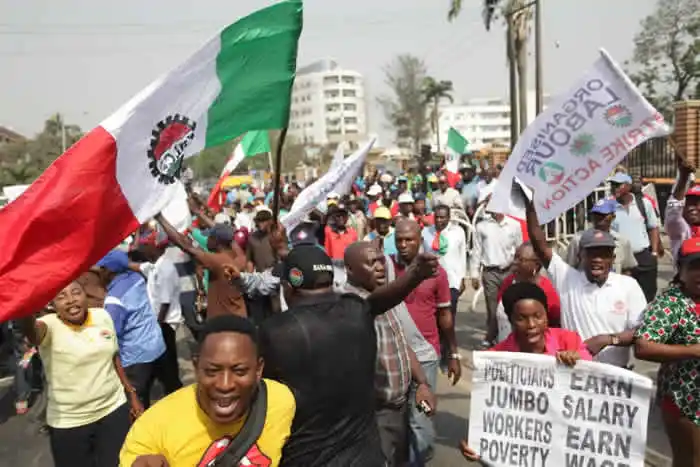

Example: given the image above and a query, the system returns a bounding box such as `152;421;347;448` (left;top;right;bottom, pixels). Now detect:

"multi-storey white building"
433;91;547;151
288;59;368;146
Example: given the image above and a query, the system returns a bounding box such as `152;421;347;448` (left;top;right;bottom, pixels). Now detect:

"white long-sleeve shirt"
469;216;522;278
422;223;467;289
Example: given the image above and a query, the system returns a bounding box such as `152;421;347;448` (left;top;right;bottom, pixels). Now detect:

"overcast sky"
0;0;657;144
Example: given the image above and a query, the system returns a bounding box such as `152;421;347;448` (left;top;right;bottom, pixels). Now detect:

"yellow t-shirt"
119;379;295;467
39;308;126;429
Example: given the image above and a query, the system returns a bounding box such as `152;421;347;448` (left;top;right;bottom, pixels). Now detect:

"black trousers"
49;403;130;467
125;362;155;410
376;402;409;467
180;291;203;342
632;249;658;302
153;323;183;396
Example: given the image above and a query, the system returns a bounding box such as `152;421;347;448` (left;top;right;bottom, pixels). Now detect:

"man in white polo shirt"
522;192;647;367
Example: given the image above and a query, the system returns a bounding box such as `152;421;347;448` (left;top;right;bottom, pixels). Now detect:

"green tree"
377;54;430;154
449;0;532;134
628;0;700;119
422;77;454;152
0;113;84;187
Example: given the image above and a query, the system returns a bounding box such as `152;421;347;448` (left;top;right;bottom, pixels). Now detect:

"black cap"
209;223;234;243
289;222;319;247
282;244;334;289
579;229;616;249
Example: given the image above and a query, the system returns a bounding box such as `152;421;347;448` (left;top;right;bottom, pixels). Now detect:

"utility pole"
507;18;519;148
504;0;538;148
535;0;543;114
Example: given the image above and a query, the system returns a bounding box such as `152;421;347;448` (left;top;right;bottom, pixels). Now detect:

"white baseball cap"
214;213;231;225
398;193;415;204
367;184;382;196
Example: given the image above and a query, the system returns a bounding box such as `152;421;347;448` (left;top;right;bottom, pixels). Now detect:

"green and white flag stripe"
205;2;303;147
222;130;271;176
445;127;468;173
98;0;303;222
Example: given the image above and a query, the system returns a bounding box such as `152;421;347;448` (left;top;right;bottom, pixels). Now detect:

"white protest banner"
313;143;345;213
282;138;375;232
488;49;669;224
468;351;653;467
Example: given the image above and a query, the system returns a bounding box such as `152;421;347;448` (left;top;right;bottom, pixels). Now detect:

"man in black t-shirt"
258;245;438;467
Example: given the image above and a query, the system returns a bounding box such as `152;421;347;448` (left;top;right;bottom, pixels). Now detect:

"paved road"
0;263;676;466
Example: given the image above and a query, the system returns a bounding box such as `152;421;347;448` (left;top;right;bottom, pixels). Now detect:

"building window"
325;90;340;99
344;117;357;124
341;76;355;84
342;89;356;98
326;104;340;112
324;76;340;85
343;103;357;111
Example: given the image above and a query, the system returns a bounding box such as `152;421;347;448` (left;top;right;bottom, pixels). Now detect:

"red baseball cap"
686;185;700;197
679;237;700;263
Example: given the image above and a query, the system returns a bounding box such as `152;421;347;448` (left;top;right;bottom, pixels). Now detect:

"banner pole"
271;128;288;225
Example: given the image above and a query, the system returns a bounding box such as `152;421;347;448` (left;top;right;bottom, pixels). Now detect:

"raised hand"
223;264;241;282
412;252;439;280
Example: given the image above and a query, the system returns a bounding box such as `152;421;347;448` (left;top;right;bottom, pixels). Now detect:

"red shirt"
491;328;592;360
324;226;358;260
496;274;561;327
416;213;434;228
392;257;452;355
507;215;529;242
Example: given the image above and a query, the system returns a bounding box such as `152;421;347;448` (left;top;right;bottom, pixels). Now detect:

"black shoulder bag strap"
211;380;268;467
634;192;650;230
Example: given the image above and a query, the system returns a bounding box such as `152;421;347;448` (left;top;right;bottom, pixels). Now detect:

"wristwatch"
609;334;621;346
449;353;462;360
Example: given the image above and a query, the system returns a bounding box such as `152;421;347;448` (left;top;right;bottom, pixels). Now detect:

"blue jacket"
104;271;165;367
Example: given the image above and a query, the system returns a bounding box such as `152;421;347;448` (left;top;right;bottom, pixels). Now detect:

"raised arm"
155;213;202;260
522;190;552;267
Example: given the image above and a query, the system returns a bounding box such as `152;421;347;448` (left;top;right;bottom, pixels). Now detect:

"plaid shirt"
343;283;412;406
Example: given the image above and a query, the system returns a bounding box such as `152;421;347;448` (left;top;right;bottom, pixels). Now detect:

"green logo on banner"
538;162;566;186
570;133;595;157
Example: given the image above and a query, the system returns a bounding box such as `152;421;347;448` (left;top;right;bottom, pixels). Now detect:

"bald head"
395;218;421;237
344;241;372;269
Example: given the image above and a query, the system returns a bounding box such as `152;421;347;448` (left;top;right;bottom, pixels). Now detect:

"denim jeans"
408;359;439;466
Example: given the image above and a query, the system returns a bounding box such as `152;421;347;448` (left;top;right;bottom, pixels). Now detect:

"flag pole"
267;151;274;173
271;128;288;225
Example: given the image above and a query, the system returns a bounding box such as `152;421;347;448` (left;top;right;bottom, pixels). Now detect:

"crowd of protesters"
1;150;700;467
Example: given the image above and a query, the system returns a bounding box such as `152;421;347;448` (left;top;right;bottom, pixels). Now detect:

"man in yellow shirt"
120;315;296;467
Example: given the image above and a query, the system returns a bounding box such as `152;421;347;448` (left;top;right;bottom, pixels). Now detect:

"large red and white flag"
0;2;302;321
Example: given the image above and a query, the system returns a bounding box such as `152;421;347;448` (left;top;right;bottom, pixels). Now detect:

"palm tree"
422;77;454;153
448;0;532;134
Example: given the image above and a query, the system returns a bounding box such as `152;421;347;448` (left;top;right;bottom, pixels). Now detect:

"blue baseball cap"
608;172;632;184
590;198;618;215
96;250;129;273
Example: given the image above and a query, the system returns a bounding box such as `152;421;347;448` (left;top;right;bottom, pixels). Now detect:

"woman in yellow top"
20;280;143;467
120;315;296;467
